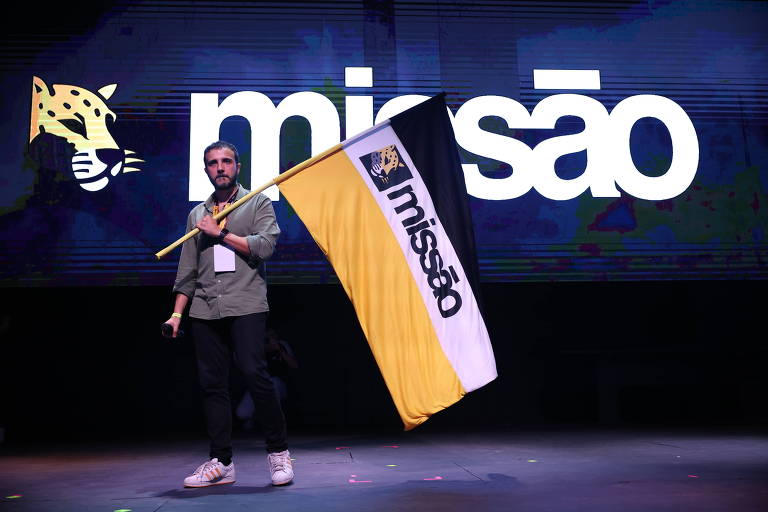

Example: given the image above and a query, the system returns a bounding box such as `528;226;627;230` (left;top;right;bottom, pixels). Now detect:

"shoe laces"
268;451;290;471
195;458;220;475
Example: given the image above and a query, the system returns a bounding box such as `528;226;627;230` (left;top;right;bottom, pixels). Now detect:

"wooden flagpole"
154;142;343;260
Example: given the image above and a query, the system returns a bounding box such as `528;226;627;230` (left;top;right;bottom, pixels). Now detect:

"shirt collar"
204;184;245;213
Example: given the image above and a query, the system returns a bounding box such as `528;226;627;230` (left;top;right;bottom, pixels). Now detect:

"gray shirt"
173;185;281;320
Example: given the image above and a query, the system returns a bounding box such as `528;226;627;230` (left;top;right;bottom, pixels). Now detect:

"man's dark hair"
203;140;240;165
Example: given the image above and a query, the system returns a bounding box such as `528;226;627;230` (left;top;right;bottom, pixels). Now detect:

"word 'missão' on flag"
278;93;497;430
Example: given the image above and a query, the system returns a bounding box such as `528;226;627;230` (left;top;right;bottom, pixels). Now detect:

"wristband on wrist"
171;312;182;319
218;228;230;241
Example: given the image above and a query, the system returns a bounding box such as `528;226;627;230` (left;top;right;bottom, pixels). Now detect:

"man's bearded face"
204;147;240;191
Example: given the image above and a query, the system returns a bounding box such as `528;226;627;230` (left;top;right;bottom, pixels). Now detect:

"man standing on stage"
163;140;293;488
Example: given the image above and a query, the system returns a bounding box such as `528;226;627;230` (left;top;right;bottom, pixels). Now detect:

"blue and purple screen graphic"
1;0;765;285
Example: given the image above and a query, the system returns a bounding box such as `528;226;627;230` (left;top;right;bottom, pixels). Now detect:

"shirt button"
217;280;221;283
218;294;222;297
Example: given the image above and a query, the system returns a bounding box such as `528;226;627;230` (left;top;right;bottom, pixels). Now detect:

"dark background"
1;280;764;443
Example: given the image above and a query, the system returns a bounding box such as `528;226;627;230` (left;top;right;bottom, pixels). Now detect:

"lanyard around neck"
212;187;238;229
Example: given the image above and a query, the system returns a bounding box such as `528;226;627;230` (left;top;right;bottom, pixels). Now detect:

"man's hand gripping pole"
154;143;343;260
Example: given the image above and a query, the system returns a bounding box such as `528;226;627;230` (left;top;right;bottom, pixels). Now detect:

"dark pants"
190;312;288;462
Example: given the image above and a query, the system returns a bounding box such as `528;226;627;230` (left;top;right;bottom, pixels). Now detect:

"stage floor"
1;428;766;511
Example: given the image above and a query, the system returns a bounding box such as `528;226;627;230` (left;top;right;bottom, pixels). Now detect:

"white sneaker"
267;450;294;485
183;458;235;488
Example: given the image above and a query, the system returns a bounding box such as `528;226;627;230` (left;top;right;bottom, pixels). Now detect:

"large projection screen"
1;0;766;286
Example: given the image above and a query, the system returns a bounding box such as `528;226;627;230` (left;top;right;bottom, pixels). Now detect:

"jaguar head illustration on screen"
29;76;143;192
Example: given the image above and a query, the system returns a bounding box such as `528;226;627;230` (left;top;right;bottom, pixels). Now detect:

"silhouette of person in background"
236;328;298;430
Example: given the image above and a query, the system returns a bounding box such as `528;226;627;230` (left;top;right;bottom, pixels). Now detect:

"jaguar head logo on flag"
29;76;143;192
360;144;413;192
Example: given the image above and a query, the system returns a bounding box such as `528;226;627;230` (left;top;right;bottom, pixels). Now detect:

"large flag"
278;93;496;429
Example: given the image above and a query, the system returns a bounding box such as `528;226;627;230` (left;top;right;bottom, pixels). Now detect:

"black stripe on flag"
389;93;485;312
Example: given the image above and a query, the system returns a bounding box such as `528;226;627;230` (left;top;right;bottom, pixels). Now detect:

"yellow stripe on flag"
279;149;465;429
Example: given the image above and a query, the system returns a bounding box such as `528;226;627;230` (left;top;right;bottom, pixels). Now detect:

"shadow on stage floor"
1;427;767;512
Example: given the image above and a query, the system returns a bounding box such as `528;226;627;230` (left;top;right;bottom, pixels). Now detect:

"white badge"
214;244;236;272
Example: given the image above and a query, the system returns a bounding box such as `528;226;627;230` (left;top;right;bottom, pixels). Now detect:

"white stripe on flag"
344;125;496;391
